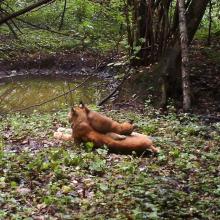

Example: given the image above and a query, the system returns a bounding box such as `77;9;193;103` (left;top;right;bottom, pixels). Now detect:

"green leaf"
99;183;108;192
85;142;94;152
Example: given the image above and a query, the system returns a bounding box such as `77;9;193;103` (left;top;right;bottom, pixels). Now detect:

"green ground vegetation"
0;107;219;219
0;0;124;60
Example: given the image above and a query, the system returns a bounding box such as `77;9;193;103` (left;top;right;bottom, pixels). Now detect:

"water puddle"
0;76;108;113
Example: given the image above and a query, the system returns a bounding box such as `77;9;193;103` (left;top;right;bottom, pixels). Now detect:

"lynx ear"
71;107;77;115
78;101;90;113
79;101;85;108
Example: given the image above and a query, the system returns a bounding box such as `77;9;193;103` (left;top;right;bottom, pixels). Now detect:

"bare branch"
16;17;77;37
0;0;55;25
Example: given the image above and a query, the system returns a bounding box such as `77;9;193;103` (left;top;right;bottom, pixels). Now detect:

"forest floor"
0;34;220;219
0;107;219;219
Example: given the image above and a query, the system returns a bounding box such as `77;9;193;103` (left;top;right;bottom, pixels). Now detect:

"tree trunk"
178;0;191;111
155;0;209;108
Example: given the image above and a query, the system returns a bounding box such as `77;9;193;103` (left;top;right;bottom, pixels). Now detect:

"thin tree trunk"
207;0;212;45
124;0;133;56
178;0;191;111
58;0;67;31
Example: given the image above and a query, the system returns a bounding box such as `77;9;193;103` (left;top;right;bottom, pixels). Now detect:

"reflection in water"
0;77;107;113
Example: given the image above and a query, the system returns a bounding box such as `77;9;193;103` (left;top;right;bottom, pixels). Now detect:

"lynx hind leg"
131;132;160;153
148;145;160;153
106;132;126;140
145;136;160;153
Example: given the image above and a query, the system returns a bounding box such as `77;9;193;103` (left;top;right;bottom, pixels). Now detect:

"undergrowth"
0;108;219;219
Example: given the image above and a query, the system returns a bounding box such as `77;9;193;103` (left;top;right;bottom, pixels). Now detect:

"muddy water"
0;77;108;113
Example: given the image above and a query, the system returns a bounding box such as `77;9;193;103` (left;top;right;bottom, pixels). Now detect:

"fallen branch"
98;67;132;106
